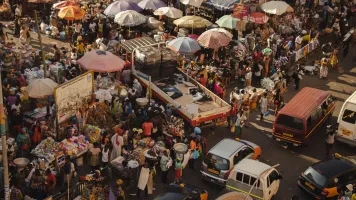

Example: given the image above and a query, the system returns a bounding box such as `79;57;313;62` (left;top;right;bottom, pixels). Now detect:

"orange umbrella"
53;1;79;10
58;6;85;20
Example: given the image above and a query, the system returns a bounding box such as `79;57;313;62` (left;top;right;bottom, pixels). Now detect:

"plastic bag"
230;125;235;133
192;150;199;159
264;110;270;116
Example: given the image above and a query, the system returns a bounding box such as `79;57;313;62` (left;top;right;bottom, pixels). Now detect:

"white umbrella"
153;7;183;19
138;0;166;10
180;0;203;7
261;1;294;15
114;10;147;26
26;78;58;98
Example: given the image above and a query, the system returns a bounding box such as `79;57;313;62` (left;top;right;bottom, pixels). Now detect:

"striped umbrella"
58;6;85;20
197;29;232;49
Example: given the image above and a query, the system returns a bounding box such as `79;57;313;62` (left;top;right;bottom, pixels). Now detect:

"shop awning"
120;37;157;53
205;0;239;10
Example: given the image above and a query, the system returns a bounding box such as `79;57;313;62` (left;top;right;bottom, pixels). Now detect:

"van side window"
243;174;251;185
236;172;243;182
250;176;261;188
342;109;356;124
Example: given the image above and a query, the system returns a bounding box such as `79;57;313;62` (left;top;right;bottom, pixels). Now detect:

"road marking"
297;154;321;163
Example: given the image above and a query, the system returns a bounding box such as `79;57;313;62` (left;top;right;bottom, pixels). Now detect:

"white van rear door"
338;108;356;142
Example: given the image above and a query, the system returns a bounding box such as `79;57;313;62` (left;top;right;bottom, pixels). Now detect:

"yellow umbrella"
58;6;85;20
173;16;212;28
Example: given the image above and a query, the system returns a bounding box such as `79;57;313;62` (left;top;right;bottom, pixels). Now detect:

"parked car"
153;183;208;200
201;138;261;186
226;159;281;200
297;153;356;199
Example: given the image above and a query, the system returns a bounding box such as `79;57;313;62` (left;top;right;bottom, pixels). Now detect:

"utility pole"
34;10;47;77
0;71;10;199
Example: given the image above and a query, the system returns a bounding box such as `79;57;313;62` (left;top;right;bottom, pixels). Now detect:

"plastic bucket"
59;32;66;40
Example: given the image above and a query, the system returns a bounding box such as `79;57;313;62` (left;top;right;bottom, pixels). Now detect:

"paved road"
147;41;356;200
3;23;356;200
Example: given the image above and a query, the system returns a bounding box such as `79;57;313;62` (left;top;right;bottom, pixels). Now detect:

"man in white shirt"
234;111;247;138
295;34;303;50
72;22;82;43
325;125;335;157
15;5;22;17
11;101;21;113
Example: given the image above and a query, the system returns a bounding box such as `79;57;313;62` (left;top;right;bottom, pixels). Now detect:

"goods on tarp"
60;135;89;157
31;137;60;162
24;67;45;84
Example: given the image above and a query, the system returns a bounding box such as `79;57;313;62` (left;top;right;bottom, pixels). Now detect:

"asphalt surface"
3;23;356;200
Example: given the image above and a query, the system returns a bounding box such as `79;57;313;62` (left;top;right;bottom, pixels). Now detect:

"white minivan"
225;159;281;200
336;91;356;147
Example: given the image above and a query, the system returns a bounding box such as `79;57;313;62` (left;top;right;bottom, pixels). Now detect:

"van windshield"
276;114;304;131
204;153;230;171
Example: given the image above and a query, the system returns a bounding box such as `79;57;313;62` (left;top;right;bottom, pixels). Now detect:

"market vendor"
45;169;56;195
16;128;31;157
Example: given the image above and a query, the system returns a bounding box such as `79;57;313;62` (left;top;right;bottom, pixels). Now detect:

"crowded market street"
0;0;356;200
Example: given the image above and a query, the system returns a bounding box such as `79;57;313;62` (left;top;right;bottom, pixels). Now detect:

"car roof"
278;87;330;119
312;158;356;179
233;159;271;176
209;139;245;159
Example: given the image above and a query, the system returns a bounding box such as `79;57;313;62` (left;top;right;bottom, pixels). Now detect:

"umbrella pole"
34;10;47;78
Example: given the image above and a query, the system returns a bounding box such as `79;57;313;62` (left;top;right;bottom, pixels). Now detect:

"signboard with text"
233;4;249;20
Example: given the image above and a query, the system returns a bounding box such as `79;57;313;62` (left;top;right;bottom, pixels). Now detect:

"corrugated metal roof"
120;37;157;53
278;87;330;119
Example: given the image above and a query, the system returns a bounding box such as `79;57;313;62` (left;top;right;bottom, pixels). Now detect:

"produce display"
83;125;102;144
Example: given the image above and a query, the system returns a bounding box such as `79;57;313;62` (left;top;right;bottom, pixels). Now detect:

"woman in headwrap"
16;127;31;157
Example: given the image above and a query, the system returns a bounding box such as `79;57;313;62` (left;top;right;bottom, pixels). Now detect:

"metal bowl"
13;158;30;169
136;98;149;107
173;143;188;154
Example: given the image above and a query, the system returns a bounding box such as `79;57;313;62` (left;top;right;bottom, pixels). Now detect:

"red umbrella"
77;50;126;72
249;12;269;24
52;1;79;9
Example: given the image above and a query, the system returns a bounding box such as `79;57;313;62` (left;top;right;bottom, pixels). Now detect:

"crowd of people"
0;0;356;199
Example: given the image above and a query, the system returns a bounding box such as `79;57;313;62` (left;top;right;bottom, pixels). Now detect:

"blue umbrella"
104;0;141;17
168;37;201;53
138;0;167;10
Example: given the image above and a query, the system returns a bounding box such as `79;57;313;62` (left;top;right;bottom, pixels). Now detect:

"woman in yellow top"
76;37;85;57
330;49;338;68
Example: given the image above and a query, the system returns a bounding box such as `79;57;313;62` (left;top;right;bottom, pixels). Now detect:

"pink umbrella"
77;50;126;72
249;12;269;24
197;29;231;49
